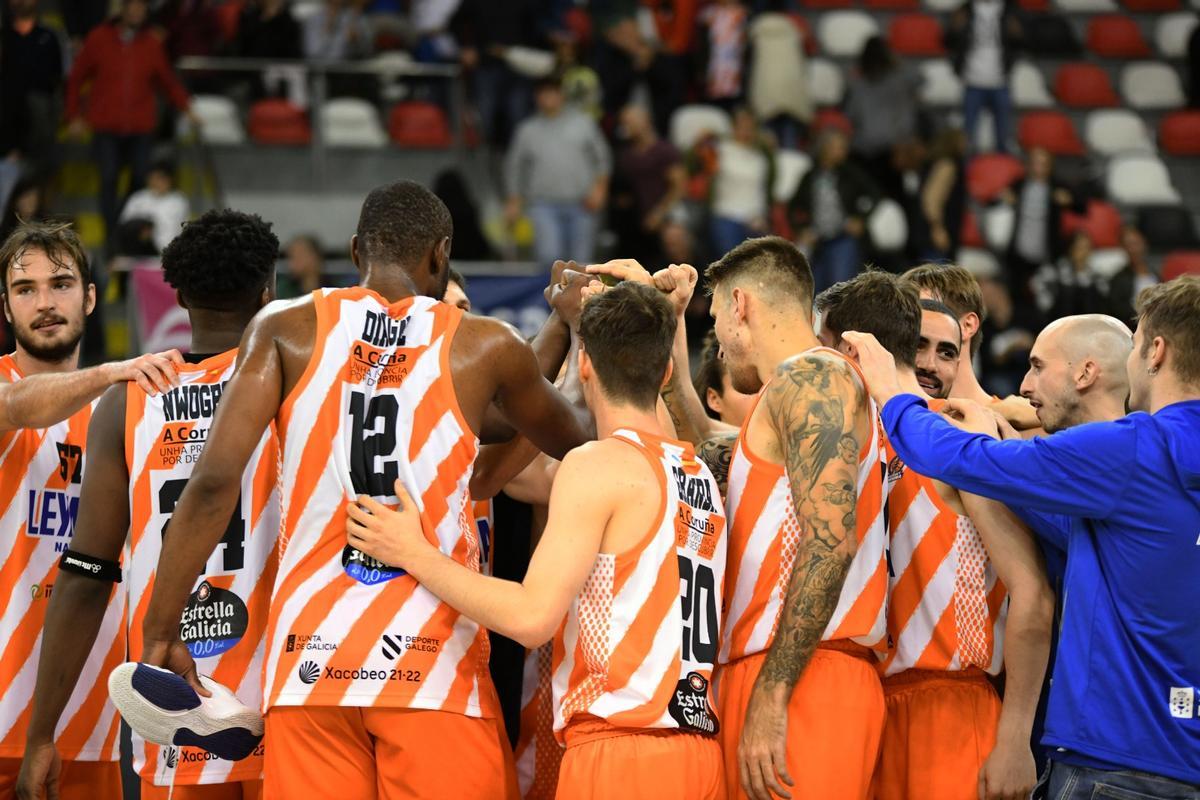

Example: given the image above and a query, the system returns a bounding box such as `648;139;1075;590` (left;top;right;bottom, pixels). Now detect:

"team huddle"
1;179;1198;800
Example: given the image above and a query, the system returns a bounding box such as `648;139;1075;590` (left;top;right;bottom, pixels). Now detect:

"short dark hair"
1136;275;1200;387
161;209;278;311
0;220;91;292
920;297;962;341
447;267;467;291
901;263;986;357
704;236;815;306
355;181;452;270
579;282;677;408
816;270;921;368
693;329;726;419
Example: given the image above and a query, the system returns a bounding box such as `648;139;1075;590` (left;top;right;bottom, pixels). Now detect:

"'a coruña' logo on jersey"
298;661;320;685
668;671;719;736
179;581;249;659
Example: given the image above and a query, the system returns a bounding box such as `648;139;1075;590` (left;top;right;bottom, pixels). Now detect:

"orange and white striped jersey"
0;354;124;761
125;350;280;785
719;347;888;665
264;288;497;717
552;429;727;738
879;400;1007;678
515;643;562;800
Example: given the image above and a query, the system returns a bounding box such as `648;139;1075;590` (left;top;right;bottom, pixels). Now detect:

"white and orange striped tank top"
880;399;1007;677
0;354;124;761
264;288;497;716
515;643;562;800
125;350;280;785
552;429;727;739
719;347;888;665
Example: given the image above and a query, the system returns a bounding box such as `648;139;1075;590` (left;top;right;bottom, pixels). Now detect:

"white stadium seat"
1121;62;1186;110
817;12;880;58
291;0;322;21
1106;155;1181;205
772;150;813;204
180;95;245;145
808;58;846;108
319;98;387;148
983;204;1015;252
1089;248;1128;280
1085;109;1155;157
957;248;1001;279
1156;13;1198;58
868;199;908;253
669;105;732;152
919;60;963;107
924;0;961;10
1054;0;1116;10
1012;60;1054;109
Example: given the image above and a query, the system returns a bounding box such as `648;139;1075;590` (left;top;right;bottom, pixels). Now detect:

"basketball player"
18;210;282;800
914;299;963;400
694;330;757;428
444;268;471;312
816;274;1052;800
137;181;595;799
0;221;182;800
344;282;727;800
695;237;888;800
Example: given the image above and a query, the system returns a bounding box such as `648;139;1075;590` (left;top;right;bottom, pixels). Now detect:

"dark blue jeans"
1037;760;1200;799
472;60;531;149
964;85;1013;154
811;233;862;294
93;132;152;243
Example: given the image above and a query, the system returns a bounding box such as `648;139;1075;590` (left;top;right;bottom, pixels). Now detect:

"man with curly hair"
18;209;280;800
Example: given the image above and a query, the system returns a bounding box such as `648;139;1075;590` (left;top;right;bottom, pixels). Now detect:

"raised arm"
962;495;1054;800
139;310;285;683
0;350;181;433
346;446;610;647
739;353;865;800
17;386;129;800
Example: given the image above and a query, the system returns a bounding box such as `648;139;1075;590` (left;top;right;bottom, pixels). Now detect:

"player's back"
263;288;495;716
124;350;280;786
0;353;124;762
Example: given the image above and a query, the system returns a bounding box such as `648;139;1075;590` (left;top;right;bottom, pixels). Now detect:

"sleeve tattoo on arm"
757;354;863;690
697;432;737;497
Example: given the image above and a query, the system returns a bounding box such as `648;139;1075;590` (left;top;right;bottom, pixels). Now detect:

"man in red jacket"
65;0;197;246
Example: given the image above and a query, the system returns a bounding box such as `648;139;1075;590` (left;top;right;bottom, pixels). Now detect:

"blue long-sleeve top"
880;394;1200;784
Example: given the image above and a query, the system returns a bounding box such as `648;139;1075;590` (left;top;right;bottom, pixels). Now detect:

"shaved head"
1021;314;1132;432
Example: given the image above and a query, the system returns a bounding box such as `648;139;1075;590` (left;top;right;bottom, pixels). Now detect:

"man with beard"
0;221;180;798
817;274;1052;800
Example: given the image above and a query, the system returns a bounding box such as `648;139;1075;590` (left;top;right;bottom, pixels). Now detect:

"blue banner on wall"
465;273;552;339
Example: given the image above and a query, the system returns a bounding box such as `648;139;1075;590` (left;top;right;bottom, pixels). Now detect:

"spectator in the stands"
1001;146;1083;305
434;168;498;261
709;107;773;258
700;0;747;109
0;0;64;185
558;33;602;120
303;0;372;61
978;274;1035;397
278;234;325;298
915;128;968;261
66;0;196;246
790;127;879;292
1031;230;1112;323
946;0;1021;154
236;0;302;59
155;0;222;62
505;76;611;266
59;0;107;49
119;161;189;253
452;0;546;148
644;0;697;137
845;36;922;200
746;0;811;149
1106;224;1158;324
613;104;686;265
0;175;48;245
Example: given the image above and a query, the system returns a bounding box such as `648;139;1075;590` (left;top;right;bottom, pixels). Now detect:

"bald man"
1020;314;1132;433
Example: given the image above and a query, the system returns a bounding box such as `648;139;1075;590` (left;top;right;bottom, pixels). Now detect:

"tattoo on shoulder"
697;432;737;498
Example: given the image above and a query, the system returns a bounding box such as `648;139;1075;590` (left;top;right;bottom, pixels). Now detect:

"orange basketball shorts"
140;778;262;799
263;706;519;800
0;757;121;800
872;668;1001;800
717;644;885;800
556;719;725;800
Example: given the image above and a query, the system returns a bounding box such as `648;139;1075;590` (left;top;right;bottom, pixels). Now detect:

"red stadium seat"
248;99;311;145
960;209;985;248
967;154;1025;203
1086;16;1151;58
787;14;819;56
867;0;919;10
1160;111;1200;156
1018;111;1084;156
1062;200;1122;249
388;102;452;148
1163;251;1200;280
1018;0;1050;9
888;14;945;56
1123;0;1180;9
812;108;853;136
214;0;243;43
564;7;592;45
803;0;854;8
1054;63;1119;108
